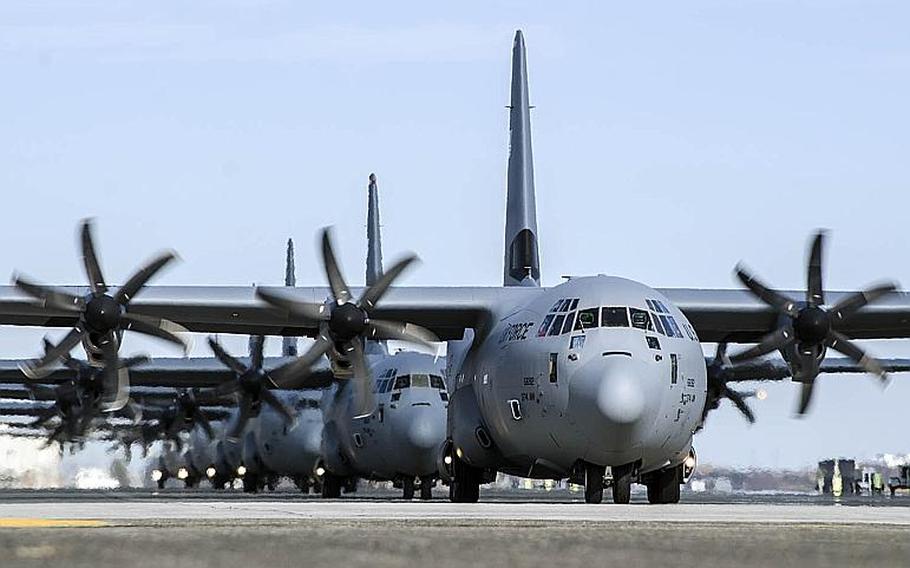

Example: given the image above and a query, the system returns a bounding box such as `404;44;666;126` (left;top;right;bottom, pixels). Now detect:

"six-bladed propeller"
208;335;298;440
730;231;896;414
13;220;189;394
256;228;438;418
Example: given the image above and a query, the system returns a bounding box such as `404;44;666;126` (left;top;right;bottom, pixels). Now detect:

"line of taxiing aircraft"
2;30;910;504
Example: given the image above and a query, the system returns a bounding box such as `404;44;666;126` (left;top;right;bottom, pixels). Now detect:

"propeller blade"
729;327;795;363
826;330;887;381
268;335;333;388
721;385;756;424
806;232;825;307
348;339;375;419
830;282;898;323
735;265;799;317
167;405;188;437
121;314;189;353
797;381;816;415
194;409;215;440
113;251;178;305
321;229;351;305
260;389;297;427
228;397;253;441
250;335;265;371
357;254;417;310
713;342;729;368
20;326;86;379
80;220;107;294
214;378;241;397
99;341;129;412
13;275;84;312
207;337;248;375
366;319;438;349
256;288;328;321
120;355;150;369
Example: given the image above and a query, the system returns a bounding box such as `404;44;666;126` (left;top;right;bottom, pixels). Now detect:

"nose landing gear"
583;463;605;504
645;465;681;504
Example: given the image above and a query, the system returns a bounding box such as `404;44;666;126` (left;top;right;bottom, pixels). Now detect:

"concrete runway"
2;492;910;568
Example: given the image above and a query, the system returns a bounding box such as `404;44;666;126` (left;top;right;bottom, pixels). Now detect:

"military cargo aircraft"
1;31;910;505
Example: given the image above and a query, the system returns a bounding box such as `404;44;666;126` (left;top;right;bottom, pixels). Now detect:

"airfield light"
756;389;768;401
206;467;217;478
151;469;163;482
237;465;247;477
315;466;326;477
177;468;189;480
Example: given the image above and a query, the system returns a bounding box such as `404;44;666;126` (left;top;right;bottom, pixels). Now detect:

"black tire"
156;477;166;490
450;457;481;503
402;478;415;500
612;464;633;504
322;473;343;498
242;474;260;493
420;477;434;500
647;465;681;504
584;463;605;504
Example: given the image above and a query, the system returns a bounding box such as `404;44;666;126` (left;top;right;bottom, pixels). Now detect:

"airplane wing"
0;285;526;341
0;356;335;389
705;356;910;382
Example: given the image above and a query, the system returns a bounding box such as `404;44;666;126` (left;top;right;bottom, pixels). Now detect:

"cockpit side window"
601;307;629;328
569;298;579;311
394;375;410;390
629;308;654;331
537;314;555;337
430;375;446;390
561;311;576;334
548;314;565;336
574;308;599;330
550;300;563;312
652;313;666;335
666;316;683;338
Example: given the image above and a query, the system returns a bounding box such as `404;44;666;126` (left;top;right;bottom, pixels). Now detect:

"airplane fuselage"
451;275;707;480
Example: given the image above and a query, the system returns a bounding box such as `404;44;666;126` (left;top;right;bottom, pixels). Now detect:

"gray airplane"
3;30;910;506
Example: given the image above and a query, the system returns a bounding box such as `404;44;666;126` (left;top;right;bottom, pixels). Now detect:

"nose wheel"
611;463;633;504
646;465;681;504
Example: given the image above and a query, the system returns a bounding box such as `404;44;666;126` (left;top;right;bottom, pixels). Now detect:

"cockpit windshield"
391;374;447;390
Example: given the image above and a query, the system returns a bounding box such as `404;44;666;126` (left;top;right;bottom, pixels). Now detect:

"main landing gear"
646;465;681;504
582;462;635;504
584;463;604;504
450;456;481;503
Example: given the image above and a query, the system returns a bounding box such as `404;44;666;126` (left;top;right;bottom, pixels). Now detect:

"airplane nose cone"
595;367;645;425
406;415;441;450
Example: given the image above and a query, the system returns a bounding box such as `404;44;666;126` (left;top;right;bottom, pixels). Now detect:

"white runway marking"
1;501;909;525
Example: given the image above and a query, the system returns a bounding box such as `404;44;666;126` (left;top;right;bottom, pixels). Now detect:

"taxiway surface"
1;491;909;568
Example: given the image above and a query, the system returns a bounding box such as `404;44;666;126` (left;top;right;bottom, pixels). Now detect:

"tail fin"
366;173;383;287
503;30;540;287
282;238;298;357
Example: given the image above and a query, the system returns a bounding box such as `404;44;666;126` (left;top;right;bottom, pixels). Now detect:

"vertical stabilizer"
282;238;298;357
366;173;383;287
503;30;540;287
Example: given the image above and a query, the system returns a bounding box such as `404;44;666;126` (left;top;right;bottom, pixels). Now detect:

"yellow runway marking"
0;518;108;528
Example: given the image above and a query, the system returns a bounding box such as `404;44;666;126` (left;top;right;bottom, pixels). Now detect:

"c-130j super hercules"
2;30;910;504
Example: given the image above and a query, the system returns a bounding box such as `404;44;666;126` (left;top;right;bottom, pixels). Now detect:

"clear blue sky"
2;1;909;468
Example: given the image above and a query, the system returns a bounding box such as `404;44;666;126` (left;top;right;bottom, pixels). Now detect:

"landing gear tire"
420;477;434;500
584;463;605;504
402;478;415;500
242;474;260;493
450;456;481;503
647;465;681;504
156;477;166;490
322;473;343;498
611;463;633;504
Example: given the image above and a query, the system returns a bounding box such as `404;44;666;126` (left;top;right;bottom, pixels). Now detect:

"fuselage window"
646;336;661;350
658;315;673;337
561;311;576;334
630;308;654;331
394;375;410;390
601;307;629;328
666;316;683;339
537;314;555;337
548;352;558;383
656;300;669;314
670;353;678;384
646;299;656;311
569;298;580;311
560;299;573;312
570;335;586;350
575;308;599;330
548;314;565;336
411;374;430;388
430;375;446;390
652;313;666;335
509;399;522;420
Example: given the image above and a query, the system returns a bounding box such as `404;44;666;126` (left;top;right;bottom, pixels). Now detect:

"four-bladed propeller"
256;229;438;419
208;335;298;440
731;231;896;414
13;220;189;387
